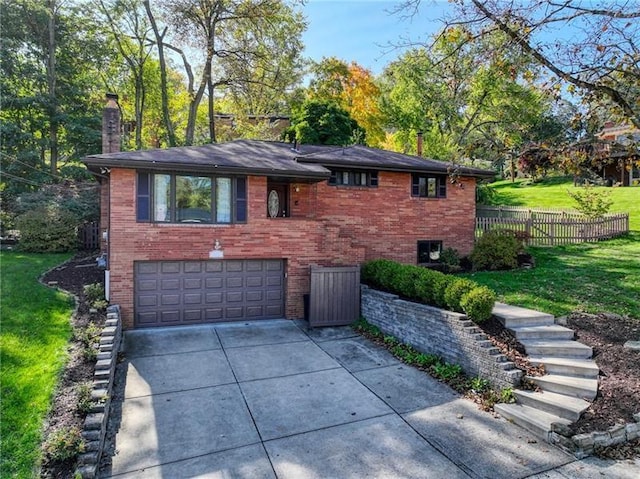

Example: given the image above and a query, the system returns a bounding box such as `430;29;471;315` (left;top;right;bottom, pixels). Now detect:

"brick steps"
492;303;599;443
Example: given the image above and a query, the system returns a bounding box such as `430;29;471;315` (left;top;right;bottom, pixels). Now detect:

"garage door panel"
184;293;202;305
184;278;202;289
161;262;180;274
226;307;244;318
138;294;157;307
160;310;180;323
226;261;243;272
246;291;263;302
247;306;264;317
206;277;223;289
184;310;202;321
206;292;223;303
161;279;180;290
226;277;243;288
161;294;180;305
184;262;202;273
135;259;284;327
227;291;243;302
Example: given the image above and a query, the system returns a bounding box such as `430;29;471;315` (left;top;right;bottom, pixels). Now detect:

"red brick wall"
106;168;477;328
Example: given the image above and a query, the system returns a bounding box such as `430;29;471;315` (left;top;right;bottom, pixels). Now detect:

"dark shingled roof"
83;139;495;179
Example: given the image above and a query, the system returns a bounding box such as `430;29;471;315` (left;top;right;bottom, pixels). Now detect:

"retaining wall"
361;285;522;390
77;305;122;479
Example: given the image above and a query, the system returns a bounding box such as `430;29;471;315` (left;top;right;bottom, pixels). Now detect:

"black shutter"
438;176;447;197
136;172;151;221
235;177;247;223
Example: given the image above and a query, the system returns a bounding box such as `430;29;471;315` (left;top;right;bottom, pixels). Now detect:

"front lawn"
0;252;74;478
464;233;640;320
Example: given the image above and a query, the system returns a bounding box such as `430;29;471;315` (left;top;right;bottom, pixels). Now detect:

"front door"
267;183;288;218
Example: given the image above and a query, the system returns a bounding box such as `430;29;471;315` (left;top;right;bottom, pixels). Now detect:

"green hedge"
361;259;496;323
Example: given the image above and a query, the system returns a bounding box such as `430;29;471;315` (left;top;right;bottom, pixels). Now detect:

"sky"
300;0;452;74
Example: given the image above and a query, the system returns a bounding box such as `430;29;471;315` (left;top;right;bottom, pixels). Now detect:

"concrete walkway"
101;320;639;478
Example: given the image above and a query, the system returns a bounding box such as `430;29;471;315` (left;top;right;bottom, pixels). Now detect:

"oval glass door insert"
268;189;280;218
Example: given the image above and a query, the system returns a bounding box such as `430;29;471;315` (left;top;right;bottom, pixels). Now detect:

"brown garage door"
134;259;285;328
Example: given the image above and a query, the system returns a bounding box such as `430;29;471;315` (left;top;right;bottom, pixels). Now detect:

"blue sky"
300;0;451;74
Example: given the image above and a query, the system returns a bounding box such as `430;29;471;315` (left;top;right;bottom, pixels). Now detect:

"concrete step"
529;356;600;379
509;325;575;341
520;340;593;359
492;303;555;328
494;402;571;440
513;389;590;422
527;374;598;400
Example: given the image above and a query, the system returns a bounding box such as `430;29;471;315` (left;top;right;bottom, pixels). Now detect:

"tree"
379;27;559;167
285;100;364;146
306;57;385;147
397;0;640;129
97;0;154;150
1;0;106;195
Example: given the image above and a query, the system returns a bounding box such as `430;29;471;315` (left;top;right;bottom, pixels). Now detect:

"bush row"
361;259;496;323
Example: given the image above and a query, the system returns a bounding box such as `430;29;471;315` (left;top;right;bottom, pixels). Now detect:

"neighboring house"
84;99;494;330
595;122;640;186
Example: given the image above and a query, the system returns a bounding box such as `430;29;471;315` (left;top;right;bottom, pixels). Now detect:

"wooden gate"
309;265;360;327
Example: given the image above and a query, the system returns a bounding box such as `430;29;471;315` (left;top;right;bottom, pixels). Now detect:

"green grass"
0;251;74;478
465;234;640;319
471;177;640;320
486;176;639;231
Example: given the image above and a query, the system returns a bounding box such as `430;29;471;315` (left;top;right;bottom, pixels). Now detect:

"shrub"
15;207;79;252
567;183;613;218
470;230;522;271
439;247;461;273
76;382;94;414
361;259;496;324
444;278;476;312
460;286;496;323
83;283;105;304
42;426;85;462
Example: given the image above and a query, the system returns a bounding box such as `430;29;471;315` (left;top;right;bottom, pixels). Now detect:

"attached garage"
134;259;285;328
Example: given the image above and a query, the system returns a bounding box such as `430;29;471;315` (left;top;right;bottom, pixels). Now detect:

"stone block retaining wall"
550;413;640;459
76;305;122;479
361;285;522;390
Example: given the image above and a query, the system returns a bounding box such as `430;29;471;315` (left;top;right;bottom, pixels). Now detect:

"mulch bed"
40;253;106;479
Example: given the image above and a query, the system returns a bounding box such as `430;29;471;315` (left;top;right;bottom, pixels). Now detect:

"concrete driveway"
101;320;638;478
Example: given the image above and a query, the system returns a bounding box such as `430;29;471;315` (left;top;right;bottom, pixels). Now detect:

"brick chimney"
417;131;423;157
102;93;121;154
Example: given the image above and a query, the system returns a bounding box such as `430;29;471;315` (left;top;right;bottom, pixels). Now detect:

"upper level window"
328;169;378;187
137;172;246;224
412;174;446;198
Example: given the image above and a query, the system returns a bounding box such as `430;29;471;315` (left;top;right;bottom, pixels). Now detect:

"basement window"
417;240;442;264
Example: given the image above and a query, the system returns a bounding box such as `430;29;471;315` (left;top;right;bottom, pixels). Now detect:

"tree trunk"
208;76;216;143
143;0;177;146
47;0;58;175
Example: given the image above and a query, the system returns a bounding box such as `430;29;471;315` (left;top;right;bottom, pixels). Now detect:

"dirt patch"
39;253;106;479
567;312;640;437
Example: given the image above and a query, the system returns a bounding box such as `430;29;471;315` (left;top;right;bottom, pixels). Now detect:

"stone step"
520;340;593;359
527;374;598;400
494;402;571;440
513;389;591;422
492;302;555;328
529;356;600;379
509;325;575;341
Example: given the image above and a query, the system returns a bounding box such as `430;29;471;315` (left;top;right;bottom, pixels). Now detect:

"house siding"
104;168;477;329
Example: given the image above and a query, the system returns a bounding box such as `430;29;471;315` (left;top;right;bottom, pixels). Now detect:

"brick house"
595;122;640;186
84;102;494;330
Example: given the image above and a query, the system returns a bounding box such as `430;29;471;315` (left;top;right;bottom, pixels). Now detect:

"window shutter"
136;172;150;221
235;177;247;223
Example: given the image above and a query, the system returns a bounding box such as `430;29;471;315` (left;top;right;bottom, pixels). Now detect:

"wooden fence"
476;206;629;246
78;222;100;250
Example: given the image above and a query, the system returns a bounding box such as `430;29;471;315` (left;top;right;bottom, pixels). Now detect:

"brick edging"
76;305;122;479
549;413;640;459
361;285;522;390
